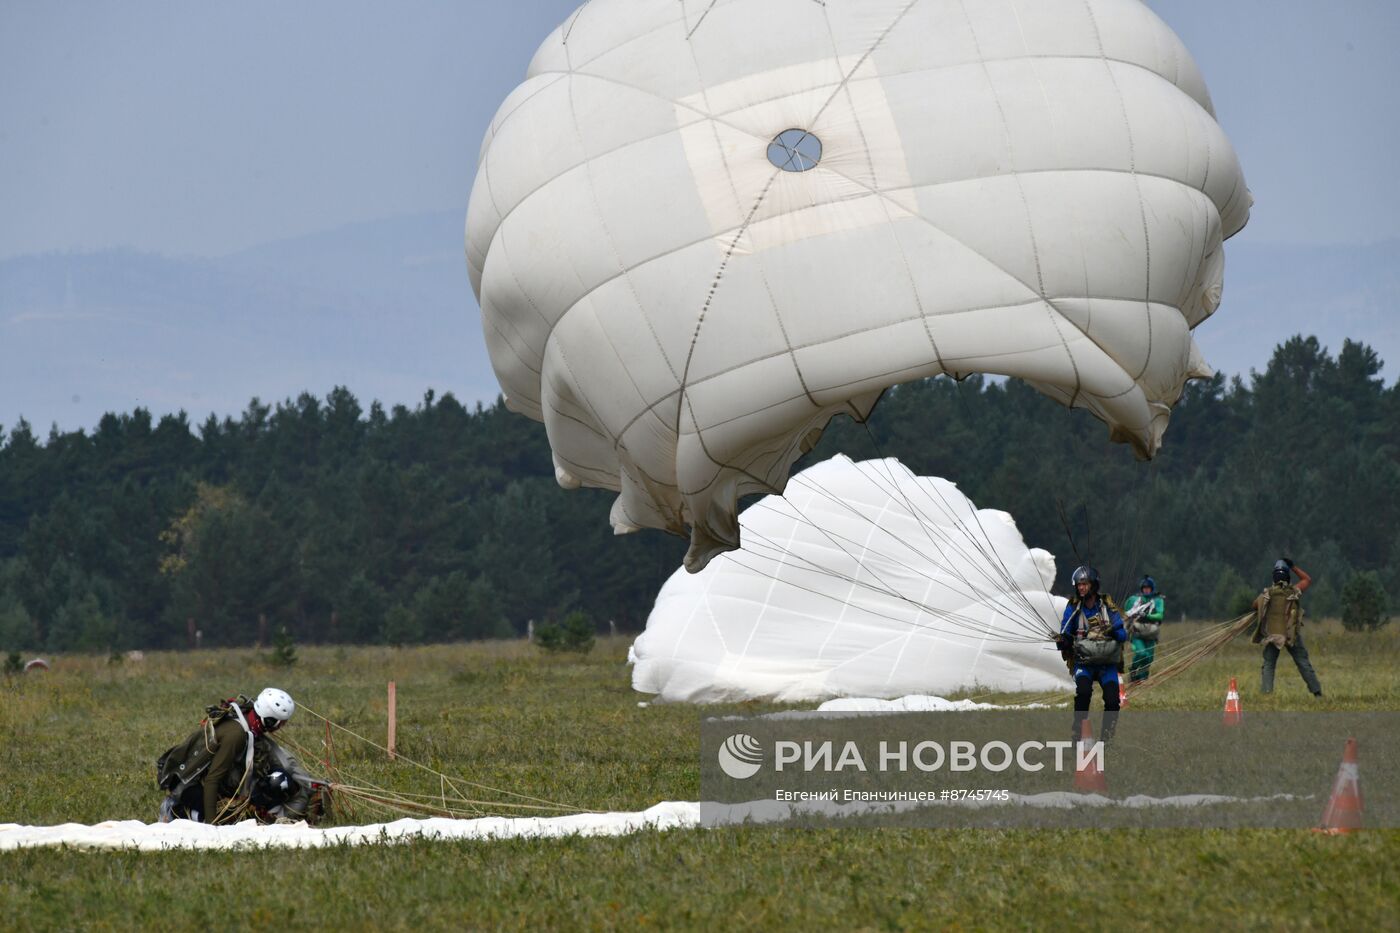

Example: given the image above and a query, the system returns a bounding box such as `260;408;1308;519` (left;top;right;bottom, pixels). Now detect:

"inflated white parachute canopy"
629;455;1072;703
466;0;1250;571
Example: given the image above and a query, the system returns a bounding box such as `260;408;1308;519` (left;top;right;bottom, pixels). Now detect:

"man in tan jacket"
1250;559;1322;697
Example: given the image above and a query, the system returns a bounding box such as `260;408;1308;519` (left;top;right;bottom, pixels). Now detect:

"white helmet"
254;688;295;729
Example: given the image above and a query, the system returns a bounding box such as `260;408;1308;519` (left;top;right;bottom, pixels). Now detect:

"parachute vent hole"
766;128;822;172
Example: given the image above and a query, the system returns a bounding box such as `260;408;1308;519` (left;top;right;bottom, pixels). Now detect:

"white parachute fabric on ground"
466;0;1251;571
630;455;1071;703
817;695;1058;712
0;793;1301;849
0;803;699;852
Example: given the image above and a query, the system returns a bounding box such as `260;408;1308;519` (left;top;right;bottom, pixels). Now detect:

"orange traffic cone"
1318;737;1363;834
1222;677;1243;726
1074;718;1107;792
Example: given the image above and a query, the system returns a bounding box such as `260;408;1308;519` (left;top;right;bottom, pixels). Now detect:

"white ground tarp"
817;695;1059;712
0;802;700;852
1;794;1302;850
631;455;1072;703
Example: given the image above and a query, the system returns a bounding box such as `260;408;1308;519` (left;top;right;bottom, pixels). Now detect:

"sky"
2;0;1398;431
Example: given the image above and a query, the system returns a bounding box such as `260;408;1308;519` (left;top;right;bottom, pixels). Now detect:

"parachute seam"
564;54;686;389
560;1;591;45
532;40;638;466
684;0;720;40
555;55;1207;127
673;169;786;503
550;30;696;520
487;164;1217;346
477;64;1226;265
480;228;546;381
1084;0;1154;386
957;0;1083;412
484;74;568;148
606;293;1173;452
621;328;1153;468
807;0;923;126
1011;0;1096;373
669;0;926;516
816;0;951;380
685;20;819;413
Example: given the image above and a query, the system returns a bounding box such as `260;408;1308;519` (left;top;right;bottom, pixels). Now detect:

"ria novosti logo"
718;733;764;779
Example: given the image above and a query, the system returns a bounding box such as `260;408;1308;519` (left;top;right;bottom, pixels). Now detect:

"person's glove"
1283;557;1295;569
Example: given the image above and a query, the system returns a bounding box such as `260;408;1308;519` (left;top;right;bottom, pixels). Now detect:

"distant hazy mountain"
2;214;1395;436
0;211;497;434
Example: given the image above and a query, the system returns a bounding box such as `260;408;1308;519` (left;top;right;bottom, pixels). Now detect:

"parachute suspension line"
732;513;1047;645
852;450;1057;638
1123;613;1255;697
279;732;486;822
1055;497;1083;566
972;613;1255;708
851;421;1057;636
1114;457;1161;607
845;421;1047;629
728;530;1052;645
751;472;1054;643
732;475;1051;643
294;703;594;816
746;478;1057;646
792;450;1050;636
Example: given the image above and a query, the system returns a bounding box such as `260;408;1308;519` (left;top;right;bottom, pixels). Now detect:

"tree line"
1;335;1394;653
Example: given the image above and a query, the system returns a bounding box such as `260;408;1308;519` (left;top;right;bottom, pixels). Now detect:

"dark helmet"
1138;576;1156;594
250;769;294;809
1272;559;1291;584
1071;566;1099;591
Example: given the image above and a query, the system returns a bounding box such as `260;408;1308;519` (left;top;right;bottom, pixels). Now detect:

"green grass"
3;625;1397;931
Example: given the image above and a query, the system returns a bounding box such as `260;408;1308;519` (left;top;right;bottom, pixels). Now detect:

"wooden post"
187;617;196;650
387;681;397;760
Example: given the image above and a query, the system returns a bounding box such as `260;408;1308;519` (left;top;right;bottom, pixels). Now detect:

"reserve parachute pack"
1071;595;1124;667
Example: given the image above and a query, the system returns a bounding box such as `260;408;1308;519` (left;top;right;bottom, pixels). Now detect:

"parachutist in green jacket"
156;688;305;823
1124;576;1165;683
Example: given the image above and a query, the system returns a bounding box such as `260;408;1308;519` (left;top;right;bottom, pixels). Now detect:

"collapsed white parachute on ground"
467;0;1250;571
629;455;1071;703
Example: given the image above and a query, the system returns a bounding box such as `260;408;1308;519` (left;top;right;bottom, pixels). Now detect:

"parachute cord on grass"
278;732;490;821
327;784;579;815
296;703;597;815
285;730;489;819
280;731;580;821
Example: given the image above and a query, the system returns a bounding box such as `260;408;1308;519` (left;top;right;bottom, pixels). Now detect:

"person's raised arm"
1290;561;1312;593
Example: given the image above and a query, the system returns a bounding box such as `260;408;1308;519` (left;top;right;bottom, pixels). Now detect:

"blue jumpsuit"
1059;596;1127;740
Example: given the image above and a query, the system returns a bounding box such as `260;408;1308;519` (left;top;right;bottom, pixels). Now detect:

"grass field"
3;622;1398;930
